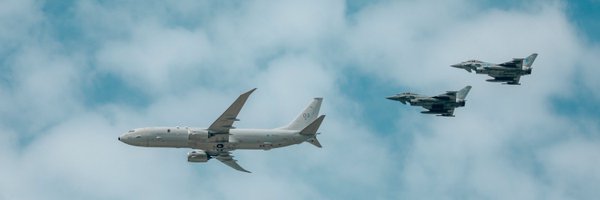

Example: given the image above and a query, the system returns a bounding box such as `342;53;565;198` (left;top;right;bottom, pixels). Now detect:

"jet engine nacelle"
187;150;210;162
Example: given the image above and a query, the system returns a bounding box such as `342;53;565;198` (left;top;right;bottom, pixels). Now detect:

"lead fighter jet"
451;53;538;85
386;86;472;117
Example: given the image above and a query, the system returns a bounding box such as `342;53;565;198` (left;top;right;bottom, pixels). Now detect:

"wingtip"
318;115;326;120
240;88;257;96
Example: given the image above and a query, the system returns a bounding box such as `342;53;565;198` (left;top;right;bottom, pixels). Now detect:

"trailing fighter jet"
386;86;472;117
119;88;325;173
451;53;538;85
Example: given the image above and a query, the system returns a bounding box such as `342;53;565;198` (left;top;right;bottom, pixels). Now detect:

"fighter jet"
451;53;538;85
119;88;325;173
386;86;472;117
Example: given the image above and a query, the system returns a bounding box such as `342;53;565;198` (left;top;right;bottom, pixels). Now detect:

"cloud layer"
1;0;599;199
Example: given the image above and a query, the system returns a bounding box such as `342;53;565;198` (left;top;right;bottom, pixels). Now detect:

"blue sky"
1;0;600;199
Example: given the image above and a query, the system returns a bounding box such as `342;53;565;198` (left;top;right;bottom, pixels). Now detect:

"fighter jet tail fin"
279;98;322;130
456;86;472;101
523;53;538;69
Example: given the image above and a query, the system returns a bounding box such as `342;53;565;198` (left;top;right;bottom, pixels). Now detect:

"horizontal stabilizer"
306;137;322;148
300;115;325;135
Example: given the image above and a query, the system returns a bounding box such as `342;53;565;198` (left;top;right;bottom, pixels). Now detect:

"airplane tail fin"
523;53;538;69
279;98;322;130
300;115;325;148
456;86;472;101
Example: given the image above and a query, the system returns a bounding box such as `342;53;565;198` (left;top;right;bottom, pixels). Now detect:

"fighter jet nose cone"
450;64;461;68
386;96;396;100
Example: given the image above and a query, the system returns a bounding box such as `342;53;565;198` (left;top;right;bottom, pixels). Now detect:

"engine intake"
187;150;210;162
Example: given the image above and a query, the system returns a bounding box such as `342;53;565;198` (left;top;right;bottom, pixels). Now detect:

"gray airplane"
119;88;325;173
386;86;472;117
451;53;538;85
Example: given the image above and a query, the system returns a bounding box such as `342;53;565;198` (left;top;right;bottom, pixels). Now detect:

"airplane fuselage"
407;97;462;107
387;95;463;108
119;127;312;152
474;65;532;77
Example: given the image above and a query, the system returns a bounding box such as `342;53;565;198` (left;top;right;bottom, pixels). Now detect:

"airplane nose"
118;134;128;144
450;64;461;68
386;96;398;100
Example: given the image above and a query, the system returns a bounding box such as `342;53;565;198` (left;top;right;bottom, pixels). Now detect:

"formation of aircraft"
119;88;325;173
120;53;537;172
386;86;471;117
451;53;538;85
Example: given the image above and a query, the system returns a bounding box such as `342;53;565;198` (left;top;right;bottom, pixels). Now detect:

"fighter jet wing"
208;88;256;134
433;91;457;101
214;151;251;173
432;94;452;100
498;58;523;68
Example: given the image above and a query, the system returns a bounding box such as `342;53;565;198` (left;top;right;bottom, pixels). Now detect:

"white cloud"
96;22;213;94
1;0;599;200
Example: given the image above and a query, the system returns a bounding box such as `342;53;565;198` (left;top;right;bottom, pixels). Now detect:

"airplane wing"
433;91;457;101
208;88;256;134
214;151;251;173
498;58;523;68
432;94;452;101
